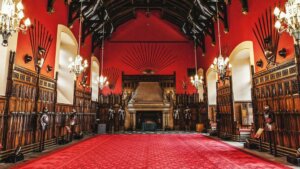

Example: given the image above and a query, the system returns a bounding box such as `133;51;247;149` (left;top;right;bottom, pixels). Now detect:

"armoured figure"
70;109;77;126
40;107;49;131
39;107;49;151
118;106;125;121
108;107;115;121
69;109;77;142
184;106;191;120
263;105;277;155
263;105;274;131
184;106;191;131
174;106;180;120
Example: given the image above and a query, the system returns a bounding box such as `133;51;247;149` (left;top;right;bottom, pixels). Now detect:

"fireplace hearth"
136;111;162;130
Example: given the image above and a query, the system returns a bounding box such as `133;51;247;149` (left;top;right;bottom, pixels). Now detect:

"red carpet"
13;134;289;169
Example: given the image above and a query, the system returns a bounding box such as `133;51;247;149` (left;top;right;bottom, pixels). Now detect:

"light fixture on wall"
24;54;32;63
210;0;231;80
274;1;300;43
97;22;109;90
46;65;52;73
256;59;264;68
278;48;287;58
68;0;88;78
190;39;203;89
0;0;31;46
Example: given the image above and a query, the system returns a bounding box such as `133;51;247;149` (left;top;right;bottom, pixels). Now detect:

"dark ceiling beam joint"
240;0;248;14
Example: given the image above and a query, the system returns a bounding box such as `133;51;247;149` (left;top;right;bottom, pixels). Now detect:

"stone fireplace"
125;82;173;130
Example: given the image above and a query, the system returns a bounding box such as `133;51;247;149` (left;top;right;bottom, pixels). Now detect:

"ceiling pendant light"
210;0;231;80
190;38;203;89
68;0;88;78
98;23;109;90
0;0;31;46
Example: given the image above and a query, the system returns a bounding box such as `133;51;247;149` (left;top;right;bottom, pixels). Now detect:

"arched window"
206;68;217;122
229;41;255;126
91;56;100;101
54;25;78;105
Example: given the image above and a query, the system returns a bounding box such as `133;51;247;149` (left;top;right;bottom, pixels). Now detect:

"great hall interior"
0;0;299;168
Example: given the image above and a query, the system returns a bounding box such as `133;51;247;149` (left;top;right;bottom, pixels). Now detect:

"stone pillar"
163;111;169;130
132;112;136;130
169;109;174;129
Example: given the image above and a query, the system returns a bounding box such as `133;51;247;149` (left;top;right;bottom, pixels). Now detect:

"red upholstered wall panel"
199;0;294;72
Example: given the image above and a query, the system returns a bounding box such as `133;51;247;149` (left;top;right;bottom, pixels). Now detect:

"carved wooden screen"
252;59;300;152
216;77;234;138
0;52;96;153
1;63;57;150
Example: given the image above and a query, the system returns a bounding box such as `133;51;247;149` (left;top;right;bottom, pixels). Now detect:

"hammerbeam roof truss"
67;0;230;52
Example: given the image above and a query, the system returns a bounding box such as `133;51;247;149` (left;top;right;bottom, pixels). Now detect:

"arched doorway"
206;68;217;124
91;56;100;101
229;41;254;128
54;25;78;105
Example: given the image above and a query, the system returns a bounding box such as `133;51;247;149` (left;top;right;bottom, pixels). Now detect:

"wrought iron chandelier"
210;0;231;80
274;0;300;42
190;39;203;89
0;0;31;46
68;1;88;77
98;23;109;90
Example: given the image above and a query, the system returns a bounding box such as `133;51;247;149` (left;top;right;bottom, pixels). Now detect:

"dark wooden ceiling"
66;0;230;53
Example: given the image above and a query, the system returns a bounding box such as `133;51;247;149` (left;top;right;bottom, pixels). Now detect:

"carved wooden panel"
217;78;234;138
10;65;56;112
252;59;300;149
75;89;92;113
122;73;176;91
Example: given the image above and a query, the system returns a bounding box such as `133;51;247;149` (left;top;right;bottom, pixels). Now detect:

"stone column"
132;111;136;130
162;111;169;130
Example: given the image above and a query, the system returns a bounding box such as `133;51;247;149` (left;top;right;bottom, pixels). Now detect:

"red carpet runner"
13;134;289;169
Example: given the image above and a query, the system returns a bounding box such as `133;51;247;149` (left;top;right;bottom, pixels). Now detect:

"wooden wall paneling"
216;77;234;139
294;43;300;149
2;51;16;150
249;59;300;156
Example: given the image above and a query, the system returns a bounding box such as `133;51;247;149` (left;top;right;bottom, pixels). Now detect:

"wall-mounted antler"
253;7;280;68
28;19;53;72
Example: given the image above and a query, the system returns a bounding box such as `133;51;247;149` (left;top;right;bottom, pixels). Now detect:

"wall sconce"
24;54;32;63
46;65;52;72
256;59;263;68
240;0;248;15
278;48;287;58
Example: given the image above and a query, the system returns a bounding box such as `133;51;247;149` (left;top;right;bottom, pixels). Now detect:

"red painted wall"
15;0;96;82
15;1;293;96
100;11;198;95
199;0;294;72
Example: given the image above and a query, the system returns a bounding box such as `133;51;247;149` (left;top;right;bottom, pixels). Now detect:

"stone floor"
0;132;298;169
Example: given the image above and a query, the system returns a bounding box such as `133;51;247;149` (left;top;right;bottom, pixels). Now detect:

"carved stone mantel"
125;82;173;130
